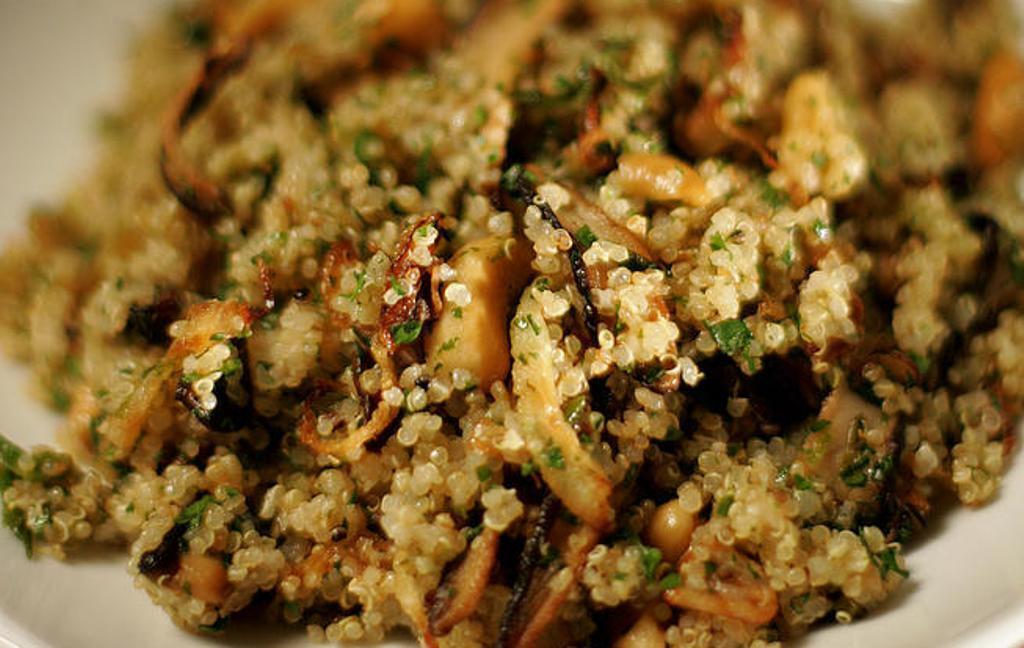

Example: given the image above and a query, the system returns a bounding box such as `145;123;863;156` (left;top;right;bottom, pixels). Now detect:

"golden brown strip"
428;528;501;635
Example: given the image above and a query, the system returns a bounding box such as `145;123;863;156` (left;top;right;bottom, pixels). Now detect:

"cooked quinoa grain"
1;0;1022;646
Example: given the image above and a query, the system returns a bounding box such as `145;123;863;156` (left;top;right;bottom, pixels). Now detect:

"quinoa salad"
2;0;1024;646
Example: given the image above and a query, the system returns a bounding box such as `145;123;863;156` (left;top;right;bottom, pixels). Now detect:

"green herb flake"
50;387;71;413
3;506;32;557
710;232;728;251
466;524;484;542
520;461;537;477
562;395;587;425
452;307;463;319
220;357;243;377
809;419;831;432
716;494;735;517
176;494;216;531
391;320;423;345
706;319;753;356
439;337;459;352
476;466;492;482
473;105;488;128
876;547;909;578
704;561;717;576
781;244;794;267
658;572;681;590
543;446;565;469
342;270;367;301
811;151;829;168
793;474;813;491
577;225;598;249
812;219;830;240
0;435;24;472
910;352;931;375
640;546;662;581
840;452;872;488
760;180;789;209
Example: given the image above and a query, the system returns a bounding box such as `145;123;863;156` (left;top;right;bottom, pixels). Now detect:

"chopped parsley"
391;320;423;345
476;466;492;482
562;395;587;425
342;270;367;301
439;336;460;352
793;474;814;491
809;419;831;432
543;446;565;469
840;451;872;488
577;225;598;249
706;319;753;356
658;572;681;590
715;494;735;517
389;275;407;296
874;547;909;578
640;546;662;581
176;494;216;531
760;180;789;209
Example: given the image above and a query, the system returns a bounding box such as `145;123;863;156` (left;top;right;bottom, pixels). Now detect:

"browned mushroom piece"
427;528;501;636
159;40;251;221
500;521;601;647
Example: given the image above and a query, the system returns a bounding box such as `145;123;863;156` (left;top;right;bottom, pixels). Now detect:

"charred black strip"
497;493;559;648
138;522;187;576
501;165;598;341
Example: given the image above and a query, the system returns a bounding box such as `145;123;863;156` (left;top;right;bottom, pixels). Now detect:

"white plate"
0;2;1022;647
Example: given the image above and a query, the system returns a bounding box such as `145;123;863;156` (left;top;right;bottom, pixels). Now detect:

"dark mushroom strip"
502;165;599;340
427;528;501;636
138;522;187;577
497;494;558;647
160;41;251;220
500;516;601;648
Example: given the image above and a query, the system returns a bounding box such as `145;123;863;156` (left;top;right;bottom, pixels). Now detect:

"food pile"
1;1;1023;646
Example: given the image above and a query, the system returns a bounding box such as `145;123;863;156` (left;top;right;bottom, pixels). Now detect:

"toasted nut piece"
426;236;533;389
613;153;710;207
179;554;228;605
644;498;696;564
972;50;1024;168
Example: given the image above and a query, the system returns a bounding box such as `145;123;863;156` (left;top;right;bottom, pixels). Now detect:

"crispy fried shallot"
299;213;443;461
98;300;254;459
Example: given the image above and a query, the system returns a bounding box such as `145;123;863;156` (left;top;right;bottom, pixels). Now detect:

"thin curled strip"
299;213;443;461
427;527;501;636
500;519;601;648
159;40;251;220
497;494;559;647
98;300;255;459
298;338;398;462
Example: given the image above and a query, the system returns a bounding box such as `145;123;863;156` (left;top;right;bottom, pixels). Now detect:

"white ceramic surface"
0;2;1022;647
